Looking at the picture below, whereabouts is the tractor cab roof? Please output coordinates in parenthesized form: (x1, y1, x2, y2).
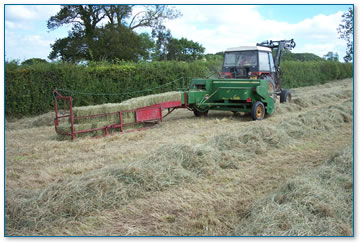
(225, 46, 272, 52)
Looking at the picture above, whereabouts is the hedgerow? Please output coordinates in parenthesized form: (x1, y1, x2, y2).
(5, 60, 352, 117)
(280, 61, 353, 88)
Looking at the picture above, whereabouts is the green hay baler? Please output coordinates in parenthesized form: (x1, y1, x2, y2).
(182, 78, 275, 120)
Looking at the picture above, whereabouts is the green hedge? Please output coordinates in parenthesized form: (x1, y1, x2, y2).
(280, 61, 353, 88)
(5, 60, 353, 117)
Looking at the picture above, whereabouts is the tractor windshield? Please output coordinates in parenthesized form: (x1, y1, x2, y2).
(223, 51, 258, 68)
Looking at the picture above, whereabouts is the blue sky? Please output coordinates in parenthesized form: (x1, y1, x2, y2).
(257, 5, 351, 24)
(4, 4, 353, 62)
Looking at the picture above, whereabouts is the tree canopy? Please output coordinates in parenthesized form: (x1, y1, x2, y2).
(337, 8, 353, 62)
(166, 38, 205, 61)
(151, 26, 205, 61)
(279, 50, 323, 62)
(21, 58, 48, 65)
(47, 5, 180, 63)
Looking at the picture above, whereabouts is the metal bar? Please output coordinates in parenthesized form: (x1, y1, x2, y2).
(163, 108, 176, 119)
(53, 89, 63, 97)
(54, 97, 59, 127)
(184, 91, 188, 108)
(73, 126, 112, 134)
(119, 112, 123, 132)
(199, 88, 219, 105)
(160, 106, 163, 122)
(69, 97, 75, 141)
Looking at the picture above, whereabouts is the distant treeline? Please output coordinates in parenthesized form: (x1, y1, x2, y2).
(5, 59, 352, 117)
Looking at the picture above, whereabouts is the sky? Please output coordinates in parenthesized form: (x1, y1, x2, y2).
(4, 4, 353, 62)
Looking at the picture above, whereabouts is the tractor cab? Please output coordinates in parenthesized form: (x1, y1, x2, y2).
(220, 46, 275, 80)
(220, 39, 296, 93)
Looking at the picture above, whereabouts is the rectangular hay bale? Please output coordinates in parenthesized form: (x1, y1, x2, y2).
(72, 91, 181, 118)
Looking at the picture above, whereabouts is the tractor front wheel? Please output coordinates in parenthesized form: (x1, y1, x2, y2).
(280, 89, 292, 103)
(194, 109, 209, 117)
(251, 101, 265, 120)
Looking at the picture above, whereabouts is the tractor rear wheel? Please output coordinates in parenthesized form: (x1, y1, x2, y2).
(194, 109, 209, 117)
(280, 89, 292, 103)
(251, 101, 265, 120)
(262, 75, 277, 102)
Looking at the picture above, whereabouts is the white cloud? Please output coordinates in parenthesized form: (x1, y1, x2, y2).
(5, 5, 61, 22)
(5, 5, 38, 21)
(24, 35, 53, 48)
(164, 6, 347, 59)
(5, 5, 60, 21)
(5, 5, 61, 33)
(5, 30, 54, 61)
(5, 20, 27, 30)
(5, 5, 69, 61)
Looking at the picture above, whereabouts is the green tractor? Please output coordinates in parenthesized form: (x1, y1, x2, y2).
(182, 39, 295, 120)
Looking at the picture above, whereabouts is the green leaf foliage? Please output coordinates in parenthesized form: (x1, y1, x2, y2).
(337, 8, 353, 62)
(280, 61, 353, 89)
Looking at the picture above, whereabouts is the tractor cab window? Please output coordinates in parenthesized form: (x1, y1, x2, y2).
(258, 51, 271, 71)
(269, 52, 275, 72)
(223, 51, 257, 68)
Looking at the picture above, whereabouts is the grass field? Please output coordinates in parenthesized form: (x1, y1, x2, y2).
(5, 78, 353, 236)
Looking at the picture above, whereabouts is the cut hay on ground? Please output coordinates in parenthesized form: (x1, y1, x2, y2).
(233, 145, 353, 236)
(5, 112, 55, 130)
(5, 144, 217, 234)
(5, 87, 353, 235)
(4, 79, 353, 236)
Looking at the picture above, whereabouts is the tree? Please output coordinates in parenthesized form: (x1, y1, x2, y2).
(280, 50, 323, 62)
(167, 37, 205, 61)
(21, 58, 48, 65)
(204, 52, 224, 61)
(91, 25, 154, 61)
(337, 8, 353, 62)
(102, 5, 132, 28)
(151, 26, 205, 62)
(48, 5, 105, 42)
(47, 5, 180, 62)
(48, 28, 89, 62)
(5, 60, 20, 71)
(127, 5, 180, 30)
(151, 25, 173, 61)
(323, 52, 339, 62)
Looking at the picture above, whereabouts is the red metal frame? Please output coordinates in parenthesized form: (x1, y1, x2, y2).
(53, 90, 183, 140)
